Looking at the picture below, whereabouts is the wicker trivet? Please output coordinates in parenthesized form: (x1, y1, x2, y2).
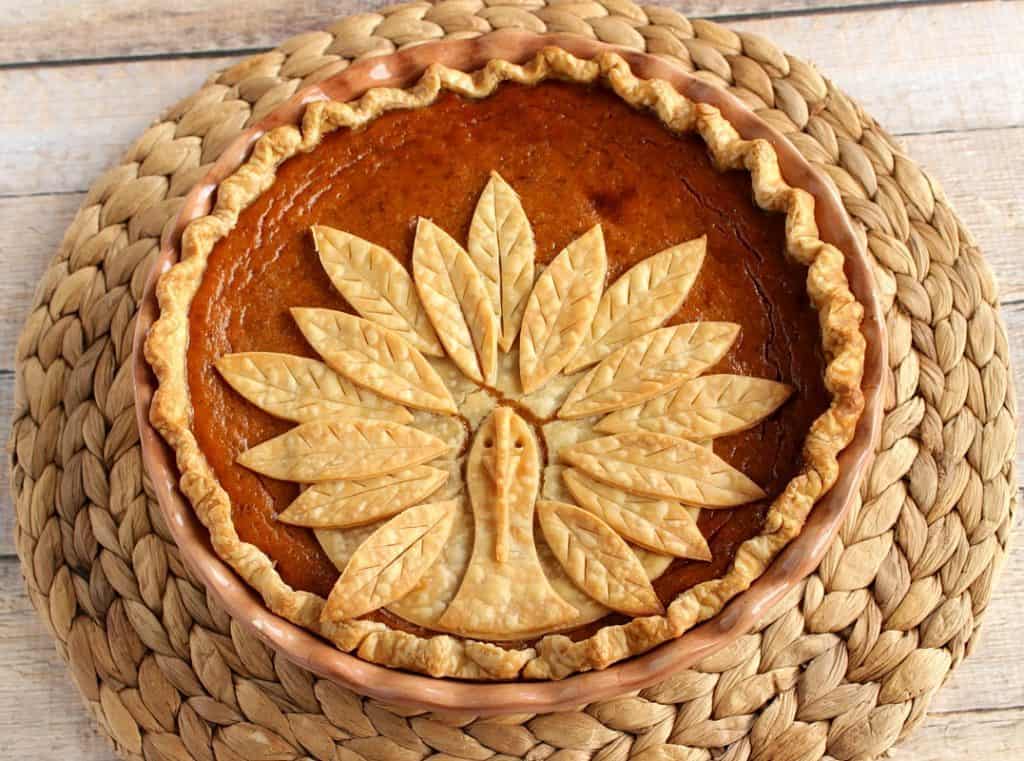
(10, 3, 1017, 760)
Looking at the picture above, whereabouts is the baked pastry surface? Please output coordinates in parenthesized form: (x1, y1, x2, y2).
(147, 48, 866, 679)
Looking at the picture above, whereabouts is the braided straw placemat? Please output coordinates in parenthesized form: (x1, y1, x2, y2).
(10, 3, 1017, 760)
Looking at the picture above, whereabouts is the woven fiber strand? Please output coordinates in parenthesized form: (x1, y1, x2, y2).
(9, 2, 1016, 760)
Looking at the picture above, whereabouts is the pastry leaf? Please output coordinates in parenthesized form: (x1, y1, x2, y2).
(322, 500, 458, 621)
(559, 322, 739, 419)
(597, 374, 793, 438)
(413, 219, 498, 384)
(215, 352, 412, 424)
(312, 225, 443, 356)
(292, 308, 457, 414)
(566, 237, 706, 372)
(519, 225, 607, 393)
(538, 500, 663, 616)
(467, 171, 536, 352)
(562, 469, 711, 559)
(562, 431, 766, 506)
(277, 466, 449, 528)
(237, 418, 447, 482)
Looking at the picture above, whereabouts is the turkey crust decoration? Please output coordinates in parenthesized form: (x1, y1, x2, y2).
(146, 47, 865, 680)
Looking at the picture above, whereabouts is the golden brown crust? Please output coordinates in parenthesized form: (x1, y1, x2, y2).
(146, 47, 866, 680)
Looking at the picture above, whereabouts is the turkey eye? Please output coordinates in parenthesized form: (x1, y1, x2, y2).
(514, 440, 524, 449)
(484, 439, 494, 447)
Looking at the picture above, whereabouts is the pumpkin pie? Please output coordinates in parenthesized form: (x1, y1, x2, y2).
(145, 47, 866, 680)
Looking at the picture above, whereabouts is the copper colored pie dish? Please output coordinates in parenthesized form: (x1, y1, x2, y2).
(133, 31, 885, 710)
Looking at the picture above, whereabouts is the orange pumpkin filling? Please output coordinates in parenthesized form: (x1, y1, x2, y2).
(186, 81, 829, 639)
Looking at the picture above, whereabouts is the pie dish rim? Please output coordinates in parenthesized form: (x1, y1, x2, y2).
(135, 31, 884, 692)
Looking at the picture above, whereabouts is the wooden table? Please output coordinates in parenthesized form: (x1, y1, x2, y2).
(1, 1, 1021, 758)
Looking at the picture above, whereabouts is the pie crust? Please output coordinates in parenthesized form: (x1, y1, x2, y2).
(146, 47, 866, 680)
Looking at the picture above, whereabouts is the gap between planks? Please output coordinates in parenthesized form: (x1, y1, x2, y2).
(2, 2, 1023, 200)
(0, 0, 943, 67)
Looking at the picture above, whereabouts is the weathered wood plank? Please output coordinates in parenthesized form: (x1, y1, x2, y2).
(0, 56, 242, 197)
(0, 0, 923, 66)
(900, 127, 1024, 305)
(0, 192, 85, 364)
(730, 1, 1024, 137)
(0, 558, 114, 760)
(3, 3, 1023, 198)
(890, 707, 1024, 761)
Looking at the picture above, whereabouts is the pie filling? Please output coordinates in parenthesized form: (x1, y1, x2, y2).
(186, 81, 829, 645)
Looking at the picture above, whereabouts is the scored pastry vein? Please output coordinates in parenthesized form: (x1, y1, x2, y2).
(518, 225, 607, 394)
(597, 374, 794, 438)
(214, 352, 413, 424)
(559, 322, 740, 419)
(413, 219, 499, 385)
(312, 225, 444, 356)
(566, 237, 707, 373)
(467, 171, 536, 352)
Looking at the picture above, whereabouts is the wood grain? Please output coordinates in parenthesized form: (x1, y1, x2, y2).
(0, 558, 116, 759)
(730, 1, 1024, 136)
(0, 56, 242, 196)
(0, 0, 923, 65)
(0, 193, 84, 359)
(890, 707, 1024, 761)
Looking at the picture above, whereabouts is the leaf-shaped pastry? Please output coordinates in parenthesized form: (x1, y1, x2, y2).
(237, 419, 447, 482)
(215, 352, 412, 424)
(413, 219, 498, 384)
(597, 374, 793, 439)
(322, 499, 457, 621)
(562, 469, 711, 560)
(538, 500, 663, 616)
(562, 432, 765, 507)
(277, 466, 448, 528)
(312, 225, 443, 356)
(467, 172, 536, 352)
(519, 225, 607, 394)
(559, 322, 740, 419)
(292, 308, 457, 414)
(566, 237, 706, 372)
(440, 408, 578, 638)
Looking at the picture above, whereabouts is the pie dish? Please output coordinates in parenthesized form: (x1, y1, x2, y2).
(145, 45, 867, 681)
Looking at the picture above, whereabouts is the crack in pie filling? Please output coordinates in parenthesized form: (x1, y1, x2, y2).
(146, 48, 866, 680)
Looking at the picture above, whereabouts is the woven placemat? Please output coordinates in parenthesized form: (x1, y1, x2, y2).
(9, 3, 1017, 760)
